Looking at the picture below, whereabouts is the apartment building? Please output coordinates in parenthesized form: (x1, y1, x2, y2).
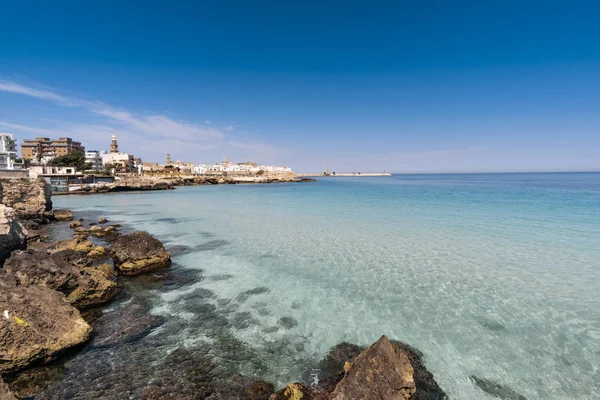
(0, 133, 18, 170)
(20, 137, 85, 161)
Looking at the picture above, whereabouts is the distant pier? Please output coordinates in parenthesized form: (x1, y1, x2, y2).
(298, 172, 392, 177)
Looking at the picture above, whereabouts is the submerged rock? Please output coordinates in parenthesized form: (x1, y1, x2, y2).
(329, 335, 416, 400)
(391, 340, 448, 399)
(109, 231, 171, 275)
(470, 376, 528, 400)
(0, 204, 27, 266)
(209, 375, 275, 400)
(0, 279, 91, 374)
(89, 299, 165, 348)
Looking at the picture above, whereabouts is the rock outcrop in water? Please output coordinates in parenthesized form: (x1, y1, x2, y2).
(0, 179, 52, 222)
(0, 278, 91, 374)
(1, 248, 118, 310)
(270, 336, 447, 400)
(0, 205, 27, 266)
(110, 231, 171, 275)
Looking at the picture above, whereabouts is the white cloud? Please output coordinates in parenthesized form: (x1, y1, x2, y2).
(0, 80, 289, 164)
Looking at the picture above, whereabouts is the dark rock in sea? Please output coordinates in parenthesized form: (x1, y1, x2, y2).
(237, 286, 270, 302)
(391, 340, 448, 399)
(329, 335, 416, 400)
(1, 248, 117, 310)
(232, 311, 259, 330)
(479, 318, 508, 332)
(470, 376, 528, 400)
(0, 278, 91, 374)
(140, 348, 216, 399)
(208, 273, 234, 281)
(195, 239, 230, 251)
(0, 377, 17, 400)
(208, 375, 275, 400)
(167, 243, 193, 256)
(51, 209, 73, 221)
(278, 316, 299, 329)
(318, 342, 364, 383)
(109, 231, 171, 275)
(90, 299, 165, 348)
(3, 363, 64, 399)
(69, 220, 81, 229)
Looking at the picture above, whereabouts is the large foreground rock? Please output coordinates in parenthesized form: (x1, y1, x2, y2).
(330, 335, 416, 400)
(0, 205, 27, 266)
(1, 248, 117, 309)
(0, 179, 52, 222)
(0, 278, 91, 374)
(271, 336, 446, 400)
(110, 231, 171, 275)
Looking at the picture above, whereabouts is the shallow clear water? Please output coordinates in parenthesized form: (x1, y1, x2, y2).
(55, 173, 600, 399)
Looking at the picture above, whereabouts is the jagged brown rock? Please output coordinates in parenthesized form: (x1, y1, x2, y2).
(50, 209, 73, 221)
(329, 335, 416, 400)
(0, 278, 91, 374)
(109, 231, 171, 275)
(0, 204, 27, 266)
(1, 248, 117, 309)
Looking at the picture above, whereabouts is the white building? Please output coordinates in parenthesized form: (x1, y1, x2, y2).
(193, 157, 292, 175)
(102, 152, 135, 173)
(0, 133, 19, 170)
(85, 150, 105, 171)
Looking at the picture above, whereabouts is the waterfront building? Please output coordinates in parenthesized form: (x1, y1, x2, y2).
(85, 150, 104, 171)
(20, 137, 85, 161)
(102, 152, 135, 173)
(0, 133, 19, 170)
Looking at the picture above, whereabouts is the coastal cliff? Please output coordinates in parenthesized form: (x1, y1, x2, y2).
(0, 179, 52, 223)
(0, 205, 27, 266)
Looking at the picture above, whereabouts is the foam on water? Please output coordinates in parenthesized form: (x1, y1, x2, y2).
(54, 173, 600, 399)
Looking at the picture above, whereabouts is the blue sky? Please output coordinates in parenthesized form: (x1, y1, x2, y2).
(1, 1, 599, 172)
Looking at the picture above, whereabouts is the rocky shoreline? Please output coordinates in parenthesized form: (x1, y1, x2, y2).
(0, 178, 523, 399)
(54, 174, 317, 195)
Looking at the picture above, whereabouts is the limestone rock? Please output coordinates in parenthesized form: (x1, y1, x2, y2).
(0, 377, 17, 400)
(109, 231, 171, 275)
(0, 179, 52, 222)
(98, 217, 108, 224)
(330, 335, 416, 400)
(1, 249, 117, 309)
(0, 204, 27, 266)
(0, 278, 91, 374)
(69, 220, 81, 229)
(87, 245, 106, 259)
(51, 209, 73, 221)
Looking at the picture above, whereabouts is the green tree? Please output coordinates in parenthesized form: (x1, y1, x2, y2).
(47, 153, 86, 169)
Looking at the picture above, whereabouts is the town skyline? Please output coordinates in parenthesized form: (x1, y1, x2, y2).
(1, 2, 599, 173)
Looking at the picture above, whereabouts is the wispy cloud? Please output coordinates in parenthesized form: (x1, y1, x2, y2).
(0, 80, 287, 164)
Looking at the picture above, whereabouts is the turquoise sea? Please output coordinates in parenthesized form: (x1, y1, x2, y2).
(53, 173, 600, 399)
